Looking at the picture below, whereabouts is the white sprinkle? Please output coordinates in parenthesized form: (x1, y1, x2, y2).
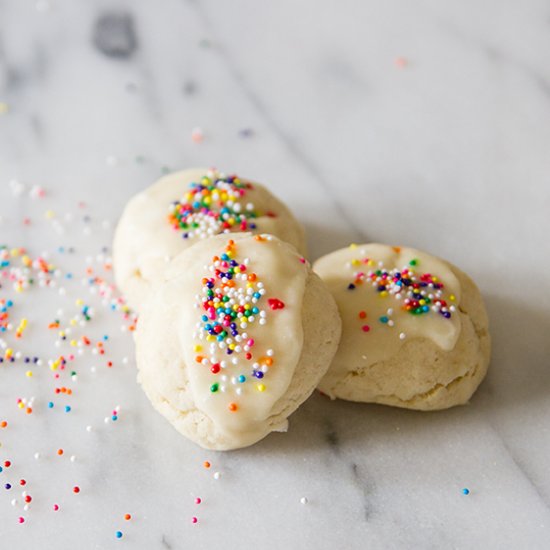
(399, 332, 406, 340)
(300, 497, 308, 504)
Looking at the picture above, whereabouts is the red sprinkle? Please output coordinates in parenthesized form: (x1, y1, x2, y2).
(268, 298, 285, 310)
(361, 325, 370, 333)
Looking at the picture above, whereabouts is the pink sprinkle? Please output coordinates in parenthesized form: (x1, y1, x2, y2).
(394, 56, 408, 68)
(247, 339, 254, 347)
(195, 497, 201, 504)
(361, 325, 371, 333)
(53, 504, 59, 511)
(191, 516, 198, 524)
(18, 517, 25, 524)
(191, 127, 204, 143)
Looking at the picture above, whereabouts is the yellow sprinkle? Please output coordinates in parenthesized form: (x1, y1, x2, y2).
(349, 243, 357, 249)
(10, 248, 20, 257)
(206, 335, 215, 342)
(70, 319, 77, 326)
(193, 345, 202, 352)
(257, 384, 266, 392)
(419, 300, 426, 306)
(25, 371, 33, 378)
(70, 339, 77, 347)
(351, 259, 360, 266)
(75, 299, 83, 306)
(45, 210, 55, 219)
(368, 260, 375, 266)
(379, 291, 388, 298)
(18, 402, 25, 409)
(449, 294, 456, 301)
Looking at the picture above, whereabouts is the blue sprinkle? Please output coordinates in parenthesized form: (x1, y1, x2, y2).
(115, 531, 123, 539)
(48, 402, 54, 408)
(462, 488, 470, 495)
(379, 316, 389, 324)
(65, 406, 71, 413)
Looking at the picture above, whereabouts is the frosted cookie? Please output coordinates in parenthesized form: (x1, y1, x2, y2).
(113, 168, 306, 310)
(314, 244, 490, 410)
(135, 233, 341, 450)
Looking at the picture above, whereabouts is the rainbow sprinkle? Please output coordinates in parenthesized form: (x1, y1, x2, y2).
(194, 239, 281, 403)
(347, 255, 456, 320)
(167, 170, 262, 240)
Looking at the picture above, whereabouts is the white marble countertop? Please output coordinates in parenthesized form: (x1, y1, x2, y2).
(1, 1, 549, 548)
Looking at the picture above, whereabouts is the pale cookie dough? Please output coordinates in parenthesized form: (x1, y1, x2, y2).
(135, 233, 341, 450)
(113, 168, 306, 310)
(314, 244, 490, 410)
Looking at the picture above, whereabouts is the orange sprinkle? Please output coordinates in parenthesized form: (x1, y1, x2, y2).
(392, 246, 402, 253)
(124, 514, 132, 521)
(358, 311, 367, 319)
(195, 355, 204, 363)
(259, 357, 273, 367)
(0, 421, 7, 428)
(247, 273, 257, 282)
(228, 403, 238, 412)
(203, 461, 211, 469)
(57, 449, 64, 456)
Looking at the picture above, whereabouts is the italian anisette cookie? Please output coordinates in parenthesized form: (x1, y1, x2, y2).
(314, 244, 490, 410)
(113, 168, 306, 310)
(135, 233, 341, 450)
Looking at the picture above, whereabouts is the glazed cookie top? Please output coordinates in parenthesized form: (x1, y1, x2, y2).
(162, 233, 309, 439)
(314, 244, 462, 380)
(114, 168, 306, 309)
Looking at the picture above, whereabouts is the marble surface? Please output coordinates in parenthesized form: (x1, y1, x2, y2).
(1, 0, 549, 548)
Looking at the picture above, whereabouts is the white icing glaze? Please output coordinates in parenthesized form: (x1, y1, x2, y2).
(113, 169, 306, 308)
(165, 233, 307, 441)
(314, 244, 461, 383)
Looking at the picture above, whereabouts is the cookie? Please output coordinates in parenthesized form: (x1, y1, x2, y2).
(113, 168, 306, 310)
(135, 233, 341, 450)
(314, 244, 490, 410)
